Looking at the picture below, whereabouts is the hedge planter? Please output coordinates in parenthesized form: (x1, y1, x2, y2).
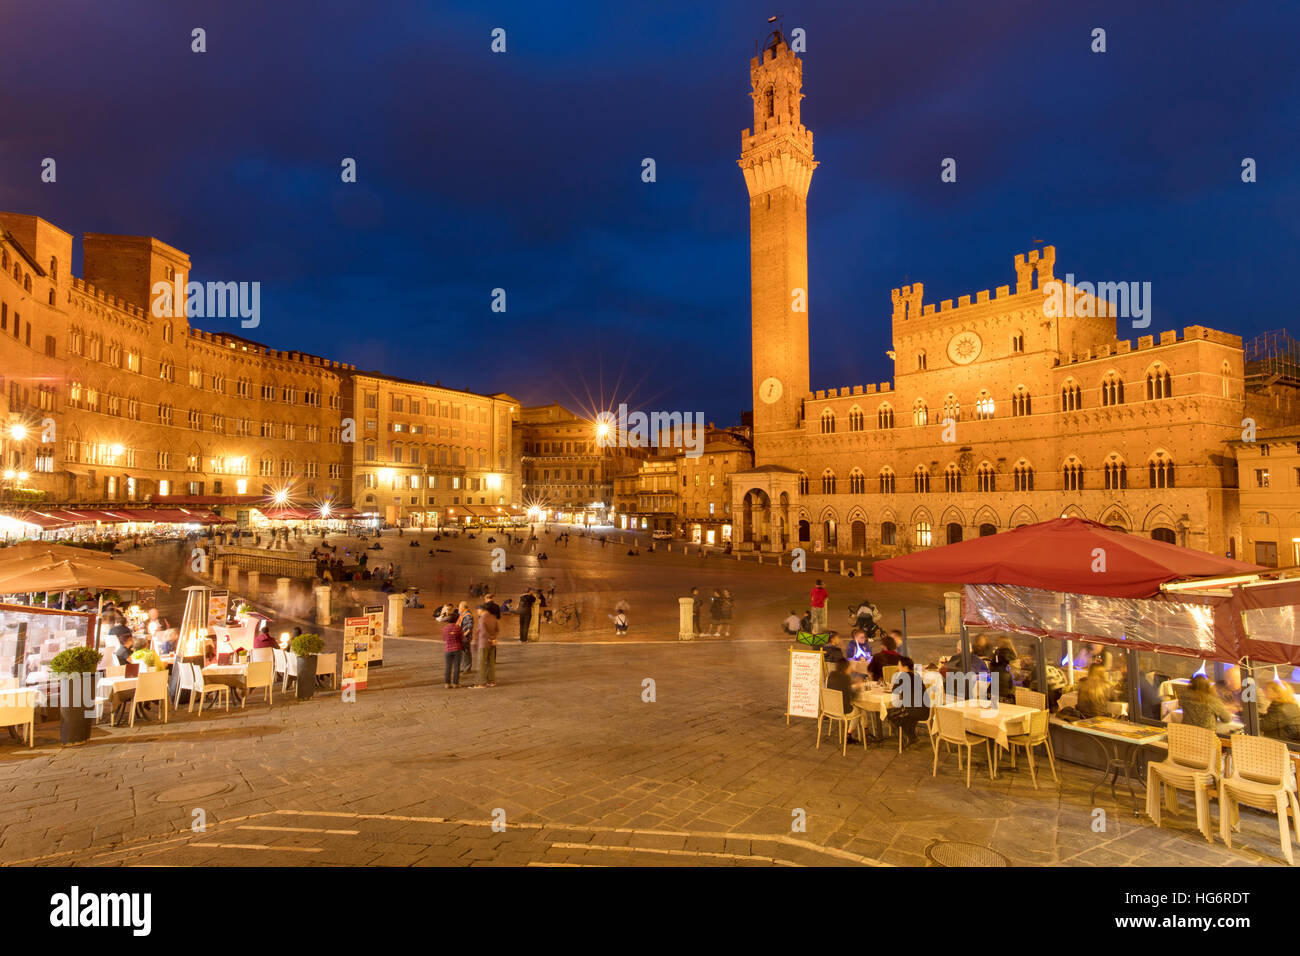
(295, 654, 319, 700)
(50, 647, 102, 746)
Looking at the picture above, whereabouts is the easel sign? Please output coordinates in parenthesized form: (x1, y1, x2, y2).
(342, 615, 372, 690)
(364, 604, 385, 667)
(787, 645, 824, 723)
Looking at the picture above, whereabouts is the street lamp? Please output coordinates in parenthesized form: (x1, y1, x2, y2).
(8, 424, 27, 441)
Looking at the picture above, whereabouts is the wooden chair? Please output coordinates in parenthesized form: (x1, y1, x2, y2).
(105, 665, 126, 679)
(1002, 708, 1059, 789)
(881, 665, 900, 686)
(315, 652, 337, 689)
(932, 707, 994, 788)
(0, 689, 37, 747)
(250, 647, 274, 664)
(243, 661, 273, 707)
(1014, 687, 1046, 711)
(1220, 734, 1300, 864)
(1147, 723, 1221, 842)
(817, 687, 864, 756)
(192, 665, 230, 715)
(128, 670, 169, 728)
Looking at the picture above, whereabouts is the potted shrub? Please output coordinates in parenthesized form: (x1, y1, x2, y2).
(130, 647, 163, 671)
(290, 633, 324, 700)
(49, 646, 102, 745)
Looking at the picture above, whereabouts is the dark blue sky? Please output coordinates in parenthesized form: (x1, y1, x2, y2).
(2, 0, 1297, 424)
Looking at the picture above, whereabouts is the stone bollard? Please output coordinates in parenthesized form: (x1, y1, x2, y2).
(737, 552, 741, 562)
(314, 584, 331, 627)
(758, 554, 763, 565)
(386, 593, 404, 637)
(667, 543, 671, 553)
(839, 559, 845, 576)
(678, 597, 695, 641)
(856, 561, 862, 576)
(778, 554, 782, 567)
(823, 559, 829, 574)
(247, 570, 260, 596)
(228, 563, 241, 589)
(210, 558, 223, 582)
(276, 577, 291, 607)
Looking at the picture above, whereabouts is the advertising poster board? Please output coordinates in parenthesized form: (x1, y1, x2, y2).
(342, 615, 372, 690)
(364, 604, 384, 667)
(208, 590, 229, 627)
(786, 645, 824, 723)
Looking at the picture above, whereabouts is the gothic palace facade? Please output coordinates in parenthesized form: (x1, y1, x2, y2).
(0, 212, 517, 525)
(729, 32, 1299, 558)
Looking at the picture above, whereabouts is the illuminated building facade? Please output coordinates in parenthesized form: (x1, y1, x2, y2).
(343, 372, 518, 527)
(730, 32, 1300, 558)
(0, 213, 351, 513)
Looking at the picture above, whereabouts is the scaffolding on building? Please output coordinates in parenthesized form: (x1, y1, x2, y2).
(1244, 329, 1300, 386)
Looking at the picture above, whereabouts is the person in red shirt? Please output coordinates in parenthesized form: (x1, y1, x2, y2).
(441, 613, 465, 688)
(809, 580, 829, 634)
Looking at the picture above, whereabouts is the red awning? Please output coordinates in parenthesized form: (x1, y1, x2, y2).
(872, 517, 1261, 599)
(6, 511, 72, 530)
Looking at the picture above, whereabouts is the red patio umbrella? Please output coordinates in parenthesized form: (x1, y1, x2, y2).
(871, 517, 1261, 599)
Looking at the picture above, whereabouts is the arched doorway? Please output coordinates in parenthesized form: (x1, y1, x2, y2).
(850, 520, 867, 552)
(1151, 527, 1176, 544)
(880, 521, 897, 546)
(823, 519, 837, 551)
(947, 523, 963, 544)
(1228, 537, 1236, 559)
(798, 519, 811, 543)
(741, 489, 772, 547)
(978, 523, 996, 537)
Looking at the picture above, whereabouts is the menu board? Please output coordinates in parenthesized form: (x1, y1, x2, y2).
(787, 646, 824, 722)
(208, 590, 229, 627)
(342, 615, 372, 690)
(364, 605, 384, 667)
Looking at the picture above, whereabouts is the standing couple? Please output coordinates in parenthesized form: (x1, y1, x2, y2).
(439, 594, 501, 688)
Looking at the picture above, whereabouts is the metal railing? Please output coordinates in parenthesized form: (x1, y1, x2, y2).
(218, 546, 316, 579)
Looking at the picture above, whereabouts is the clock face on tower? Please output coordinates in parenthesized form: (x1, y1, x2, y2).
(759, 376, 783, 404)
(947, 331, 983, 366)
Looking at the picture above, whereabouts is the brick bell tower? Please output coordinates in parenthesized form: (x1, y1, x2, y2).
(740, 26, 816, 448)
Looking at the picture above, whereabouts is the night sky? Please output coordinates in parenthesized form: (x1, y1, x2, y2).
(2, 0, 1297, 425)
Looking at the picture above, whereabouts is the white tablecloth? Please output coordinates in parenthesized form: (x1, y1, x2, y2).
(852, 686, 893, 719)
(203, 664, 248, 678)
(937, 699, 1036, 749)
(97, 676, 137, 698)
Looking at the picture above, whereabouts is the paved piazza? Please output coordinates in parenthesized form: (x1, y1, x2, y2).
(0, 528, 1288, 867)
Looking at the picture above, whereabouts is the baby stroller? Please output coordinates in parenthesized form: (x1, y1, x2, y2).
(847, 599, 883, 640)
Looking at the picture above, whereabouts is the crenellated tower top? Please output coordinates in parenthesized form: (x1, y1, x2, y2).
(738, 32, 816, 201)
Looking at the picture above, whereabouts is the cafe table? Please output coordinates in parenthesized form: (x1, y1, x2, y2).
(1059, 715, 1167, 810)
(936, 698, 1037, 751)
(202, 662, 249, 700)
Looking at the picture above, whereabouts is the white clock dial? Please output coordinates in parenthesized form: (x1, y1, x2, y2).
(759, 376, 783, 404)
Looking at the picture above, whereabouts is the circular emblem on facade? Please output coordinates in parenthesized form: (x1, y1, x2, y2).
(759, 376, 783, 404)
(946, 331, 982, 365)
